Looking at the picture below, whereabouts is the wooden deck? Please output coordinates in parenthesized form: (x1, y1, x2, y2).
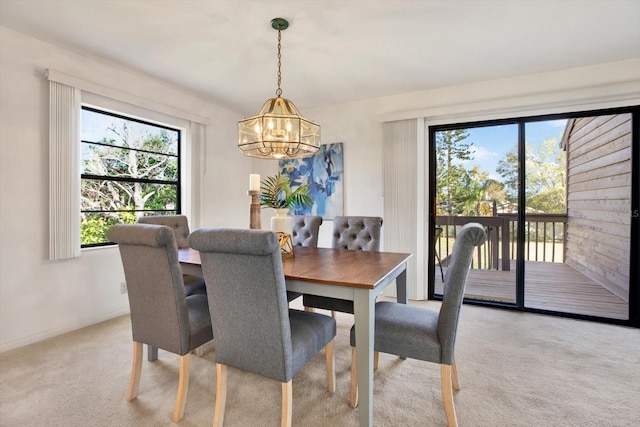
(434, 261, 629, 320)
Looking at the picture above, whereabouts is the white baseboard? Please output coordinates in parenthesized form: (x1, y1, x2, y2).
(0, 309, 130, 353)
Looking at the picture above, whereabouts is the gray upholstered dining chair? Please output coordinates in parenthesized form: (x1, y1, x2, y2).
(107, 224, 214, 423)
(302, 216, 383, 317)
(138, 215, 207, 361)
(138, 215, 206, 297)
(291, 215, 323, 247)
(189, 228, 336, 427)
(287, 215, 323, 303)
(348, 222, 487, 427)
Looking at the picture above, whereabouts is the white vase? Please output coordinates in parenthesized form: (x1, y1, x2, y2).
(271, 208, 293, 236)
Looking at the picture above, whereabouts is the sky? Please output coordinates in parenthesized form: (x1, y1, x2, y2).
(458, 119, 568, 179)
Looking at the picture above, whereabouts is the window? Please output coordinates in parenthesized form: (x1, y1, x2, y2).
(80, 106, 181, 247)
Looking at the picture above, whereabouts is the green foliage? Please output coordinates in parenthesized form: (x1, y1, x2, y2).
(436, 128, 566, 217)
(496, 138, 566, 213)
(435, 129, 474, 215)
(260, 173, 313, 210)
(456, 166, 489, 216)
(525, 138, 566, 213)
(80, 212, 137, 245)
(496, 148, 519, 201)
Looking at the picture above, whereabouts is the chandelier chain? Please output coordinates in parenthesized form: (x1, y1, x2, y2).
(276, 29, 282, 97)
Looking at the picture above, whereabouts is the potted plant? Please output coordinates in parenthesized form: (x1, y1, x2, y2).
(260, 172, 313, 211)
(260, 173, 313, 235)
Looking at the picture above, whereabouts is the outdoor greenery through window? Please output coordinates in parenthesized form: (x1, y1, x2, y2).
(435, 122, 567, 218)
(81, 107, 181, 247)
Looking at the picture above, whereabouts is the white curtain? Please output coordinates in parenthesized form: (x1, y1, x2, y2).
(382, 119, 423, 299)
(188, 122, 207, 229)
(49, 80, 81, 260)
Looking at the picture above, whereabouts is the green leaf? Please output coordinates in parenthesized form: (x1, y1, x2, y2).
(259, 172, 313, 209)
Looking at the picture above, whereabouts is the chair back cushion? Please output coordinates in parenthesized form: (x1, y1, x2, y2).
(332, 216, 383, 251)
(292, 215, 323, 247)
(189, 228, 295, 382)
(138, 215, 191, 248)
(437, 222, 487, 363)
(107, 224, 191, 355)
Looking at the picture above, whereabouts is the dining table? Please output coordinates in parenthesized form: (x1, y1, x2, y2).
(179, 245, 412, 427)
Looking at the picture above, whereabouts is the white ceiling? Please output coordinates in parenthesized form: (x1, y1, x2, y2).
(1, 0, 639, 115)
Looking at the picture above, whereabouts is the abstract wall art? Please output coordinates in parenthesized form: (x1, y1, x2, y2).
(279, 142, 344, 219)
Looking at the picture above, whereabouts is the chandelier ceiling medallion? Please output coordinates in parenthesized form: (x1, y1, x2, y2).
(238, 18, 321, 159)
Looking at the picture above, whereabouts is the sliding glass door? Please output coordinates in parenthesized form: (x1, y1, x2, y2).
(429, 107, 637, 324)
(432, 124, 519, 305)
(523, 115, 632, 320)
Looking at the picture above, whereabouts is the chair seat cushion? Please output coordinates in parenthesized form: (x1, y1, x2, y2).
(302, 294, 354, 314)
(186, 294, 214, 351)
(183, 274, 207, 296)
(350, 301, 441, 364)
(289, 309, 336, 377)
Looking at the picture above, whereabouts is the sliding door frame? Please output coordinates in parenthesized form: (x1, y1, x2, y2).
(428, 105, 639, 328)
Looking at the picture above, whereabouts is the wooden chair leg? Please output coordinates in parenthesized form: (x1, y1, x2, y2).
(127, 341, 143, 401)
(374, 351, 379, 371)
(451, 358, 460, 391)
(441, 364, 458, 427)
(331, 310, 336, 319)
(304, 306, 314, 312)
(172, 354, 190, 422)
(281, 380, 293, 427)
(214, 364, 228, 427)
(193, 346, 203, 357)
(325, 339, 335, 393)
(349, 347, 358, 408)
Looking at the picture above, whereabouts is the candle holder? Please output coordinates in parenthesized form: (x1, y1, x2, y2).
(248, 190, 261, 229)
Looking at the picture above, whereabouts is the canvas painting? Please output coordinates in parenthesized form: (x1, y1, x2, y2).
(279, 143, 344, 219)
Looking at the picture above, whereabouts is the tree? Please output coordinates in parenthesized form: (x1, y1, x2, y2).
(81, 117, 178, 245)
(456, 166, 489, 216)
(435, 129, 473, 215)
(526, 138, 566, 213)
(496, 148, 519, 202)
(495, 138, 566, 213)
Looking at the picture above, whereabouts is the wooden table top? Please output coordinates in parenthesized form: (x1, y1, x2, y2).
(179, 246, 411, 290)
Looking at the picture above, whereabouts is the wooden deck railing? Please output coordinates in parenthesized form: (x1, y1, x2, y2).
(498, 213, 567, 263)
(435, 214, 567, 271)
(436, 216, 510, 271)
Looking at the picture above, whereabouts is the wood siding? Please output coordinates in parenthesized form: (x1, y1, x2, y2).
(564, 114, 632, 301)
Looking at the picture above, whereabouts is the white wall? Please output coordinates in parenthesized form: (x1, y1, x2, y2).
(287, 59, 640, 294)
(0, 26, 250, 352)
(2, 23, 639, 352)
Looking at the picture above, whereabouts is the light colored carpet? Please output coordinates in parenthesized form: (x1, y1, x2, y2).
(1, 299, 639, 426)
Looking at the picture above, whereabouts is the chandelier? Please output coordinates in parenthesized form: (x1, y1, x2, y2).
(238, 18, 320, 159)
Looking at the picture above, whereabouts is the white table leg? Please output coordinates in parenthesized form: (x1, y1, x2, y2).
(353, 288, 375, 427)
